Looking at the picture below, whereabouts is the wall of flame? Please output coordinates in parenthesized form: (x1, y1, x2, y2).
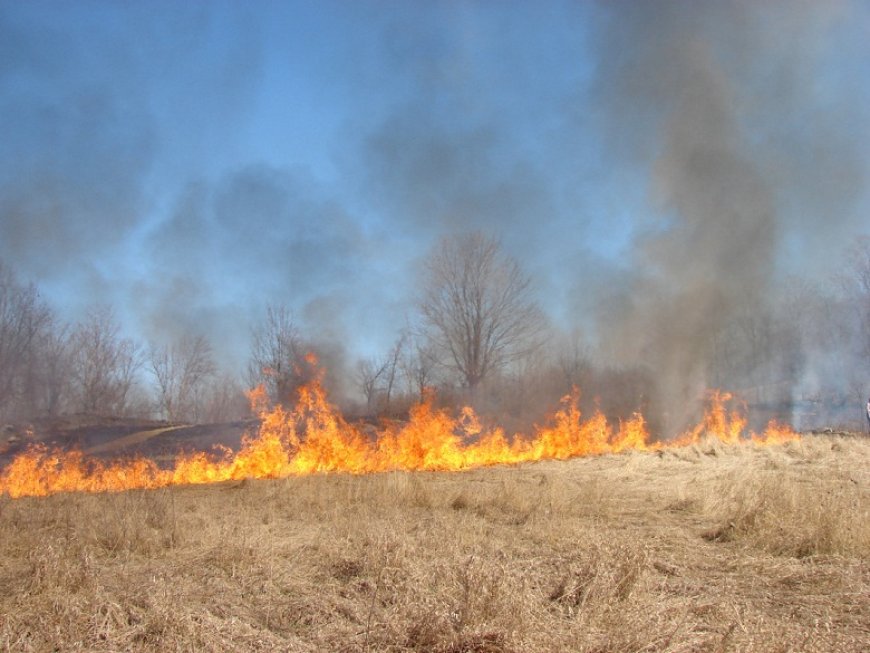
(0, 378, 798, 499)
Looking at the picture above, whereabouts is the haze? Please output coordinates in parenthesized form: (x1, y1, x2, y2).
(2, 1, 868, 432)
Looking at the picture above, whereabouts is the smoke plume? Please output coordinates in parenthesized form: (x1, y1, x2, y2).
(0, 1, 867, 429)
(587, 1, 869, 432)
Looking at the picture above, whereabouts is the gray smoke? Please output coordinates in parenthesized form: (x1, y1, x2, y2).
(583, 1, 870, 433)
(0, 1, 867, 427)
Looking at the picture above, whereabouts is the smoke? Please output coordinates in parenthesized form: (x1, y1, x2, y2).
(0, 1, 868, 427)
(586, 1, 870, 432)
(139, 165, 376, 378)
(0, 2, 263, 319)
(0, 10, 153, 285)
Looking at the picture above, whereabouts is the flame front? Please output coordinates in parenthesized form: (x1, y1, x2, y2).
(0, 373, 800, 499)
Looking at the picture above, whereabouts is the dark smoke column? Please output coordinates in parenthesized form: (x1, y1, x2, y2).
(594, 6, 779, 436)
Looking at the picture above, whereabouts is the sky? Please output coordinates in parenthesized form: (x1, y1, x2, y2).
(1, 0, 869, 382)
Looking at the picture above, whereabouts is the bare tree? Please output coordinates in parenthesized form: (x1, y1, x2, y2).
(354, 333, 408, 414)
(356, 357, 387, 412)
(845, 235, 870, 295)
(840, 236, 870, 424)
(401, 337, 439, 401)
(69, 307, 142, 415)
(200, 373, 249, 423)
(0, 261, 53, 421)
(556, 329, 592, 391)
(149, 334, 216, 422)
(419, 232, 546, 392)
(247, 304, 311, 405)
(25, 317, 73, 418)
(843, 235, 870, 361)
(381, 332, 407, 410)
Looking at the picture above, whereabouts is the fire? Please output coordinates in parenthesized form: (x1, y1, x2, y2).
(0, 367, 801, 499)
(670, 390, 746, 447)
(751, 420, 799, 446)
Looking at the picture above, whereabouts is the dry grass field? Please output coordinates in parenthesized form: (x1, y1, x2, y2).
(1, 435, 868, 652)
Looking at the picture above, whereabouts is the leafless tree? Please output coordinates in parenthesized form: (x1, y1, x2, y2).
(400, 336, 439, 401)
(149, 334, 216, 422)
(69, 307, 142, 415)
(247, 304, 311, 405)
(355, 333, 410, 414)
(843, 236, 870, 360)
(381, 332, 407, 410)
(0, 261, 53, 421)
(200, 373, 249, 423)
(839, 236, 870, 423)
(556, 329, 593, 391)
(419, 232, 546, 393)
(845, 235, 870, 295)
(356, 357, 387, 412)
(25, 317, 74, 418)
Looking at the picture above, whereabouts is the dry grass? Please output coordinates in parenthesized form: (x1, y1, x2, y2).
(1, 435, 868, 652)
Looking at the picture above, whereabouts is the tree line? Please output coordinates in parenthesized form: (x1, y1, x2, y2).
(0, 262, 244, 425)
(356, 232, 870, 432)
(1, 232, 868, 431)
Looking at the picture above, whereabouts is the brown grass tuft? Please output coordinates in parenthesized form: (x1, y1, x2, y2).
(701, 472, 869, 557)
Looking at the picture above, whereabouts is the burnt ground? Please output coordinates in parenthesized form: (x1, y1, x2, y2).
(0, 417, 258, 469)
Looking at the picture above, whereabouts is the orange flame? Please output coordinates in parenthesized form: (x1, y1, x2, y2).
(0, 368, 800, 499)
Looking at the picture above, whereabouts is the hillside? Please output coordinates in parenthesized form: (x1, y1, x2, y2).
(1, 435, 868, 652)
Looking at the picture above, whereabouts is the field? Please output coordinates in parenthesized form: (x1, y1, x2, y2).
(1, 436, 868, 652)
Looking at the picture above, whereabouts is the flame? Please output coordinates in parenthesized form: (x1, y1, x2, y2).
(751, 419, 799, 446)
(670, 390, 745, 447)
(0, 365, 801, 499)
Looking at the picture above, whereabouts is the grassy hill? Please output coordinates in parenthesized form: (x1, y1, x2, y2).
(1, 435, 868, 652)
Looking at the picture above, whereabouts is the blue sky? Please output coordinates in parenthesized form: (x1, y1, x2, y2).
(1, 1, 868, 374)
